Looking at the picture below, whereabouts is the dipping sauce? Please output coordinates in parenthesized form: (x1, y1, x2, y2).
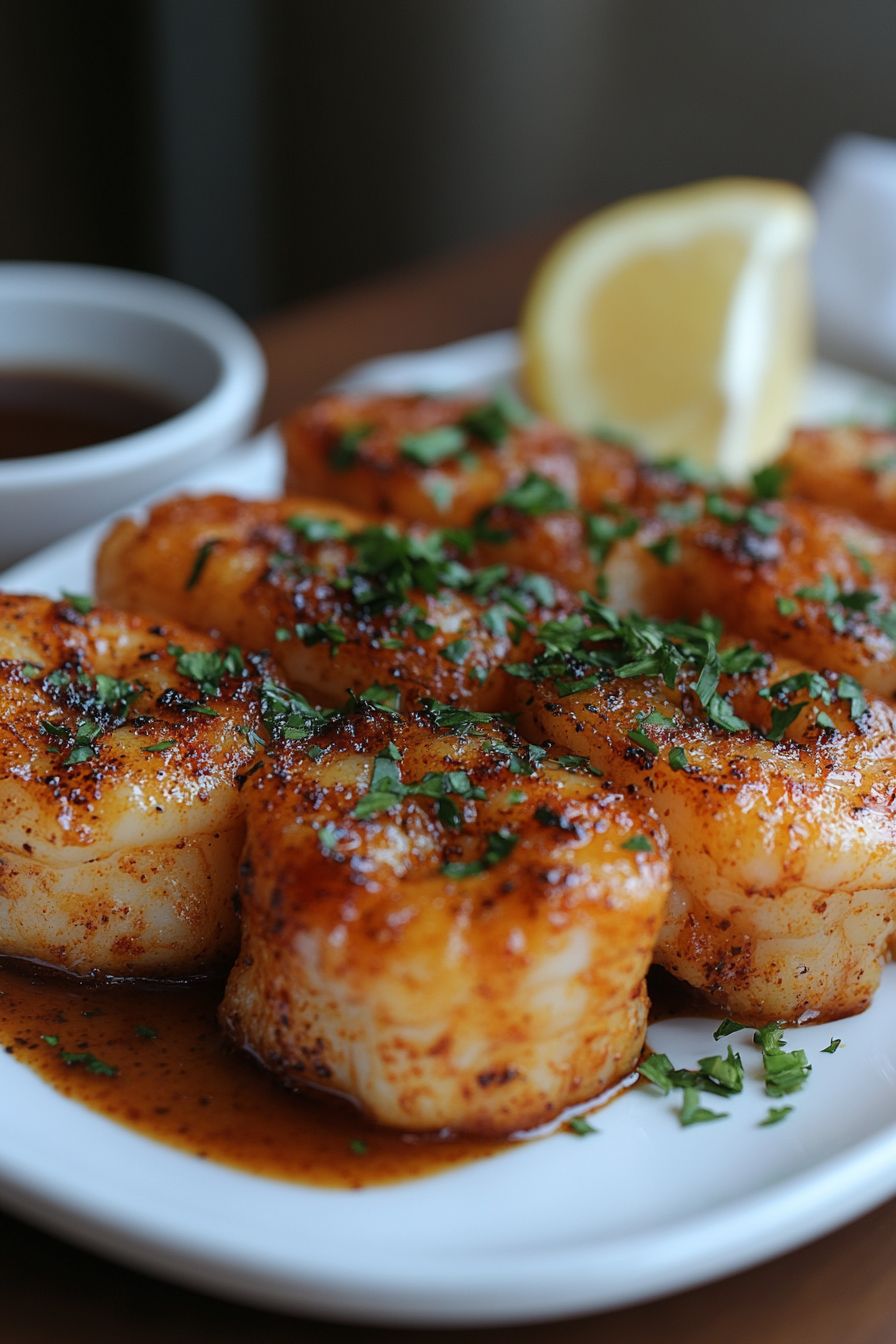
(0, 962, 502, 1189)
(0, 372, 183, 460)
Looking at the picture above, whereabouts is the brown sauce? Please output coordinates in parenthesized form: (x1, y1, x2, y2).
(0, 962, 502, 1189)
(0, 372, 183, 460)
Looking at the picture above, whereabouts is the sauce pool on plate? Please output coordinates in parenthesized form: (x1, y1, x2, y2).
(0, 371, 183, 460)
(0, 962, 502, 1188)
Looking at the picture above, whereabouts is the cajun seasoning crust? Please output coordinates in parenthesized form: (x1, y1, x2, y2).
(635, 496, 896, 698)
(0, 593, 272, 977)
(95, 493, 578, 712)
(221, 707, 669, 1136)
(781, 425, 896, 533)
(513, 643, 896, 1025)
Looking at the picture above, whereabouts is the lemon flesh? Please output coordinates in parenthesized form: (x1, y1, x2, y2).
(522, 179, 816, 478)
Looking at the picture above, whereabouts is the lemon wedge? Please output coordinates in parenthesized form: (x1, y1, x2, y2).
(521, 178, 816, 478)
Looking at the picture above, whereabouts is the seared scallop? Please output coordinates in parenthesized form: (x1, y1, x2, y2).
(0, 593, 269, 976)
(281, 393, 640, 593)
(780, 425, 896, 532)
(638, 494, 896, 698)
(510, 600, 896, 1024)
(96, 493, 574, 712)
(221, 700, 670, 1135)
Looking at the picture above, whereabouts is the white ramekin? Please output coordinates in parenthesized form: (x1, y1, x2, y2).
(0, 263, 266, 568)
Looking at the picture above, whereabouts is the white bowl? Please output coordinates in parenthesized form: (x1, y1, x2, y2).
(0, 263, 266, 568)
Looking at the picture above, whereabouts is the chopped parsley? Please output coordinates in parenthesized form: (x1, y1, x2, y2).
(349, 1138, 369, 1156)
(287, 515, 351, 543)
(754, 1023, 812, 1097)
(62, 719, 102, 766)
(259, 680, 338, 741)
(185, 539, 219, 590)
(400, 426, 468, 467)
(439, 637, 472, 666)
(792, 572, 896, 642)
(59, 1050, 118, 1076)
(567, 1116, 599, 1137)
(706, 494, 780, 535)
(495, 472, 571, 516)
(751, 462, 790, 500)
(351, 747, 486, 826)
(293, 621, 347, 655)
(680, 1088, 728, 1126)
(759, 1106, 794, 1126)
(586, 513, 638, 567)
(668, 746, 689, 771)
(168, 644, 243, 697)
(330, 423, 372, 471)
(646, 535, 681, 566)
(621, 834, 652, 852)
(821, 1038, 841, 1054)
(142, 740, 175, 753)
(555, 753, 602, 776)
(627, 728, 660, 755)
(135, 1025, 158, 1040)
(61, 591, 95, 614)
(713, 1019, 749, 1040)
(776, 596, 798, 616)
(441, 828, 518, 878)
(40, 1034, 59, 1047)
(461, 392, 532, 444)
(318, 822, 339, 852)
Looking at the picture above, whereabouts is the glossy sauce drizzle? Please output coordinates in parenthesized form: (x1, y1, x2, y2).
(0, 962, 502, 1188)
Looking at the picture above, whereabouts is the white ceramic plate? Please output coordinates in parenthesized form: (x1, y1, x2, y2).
(2, 338, 896, 1327)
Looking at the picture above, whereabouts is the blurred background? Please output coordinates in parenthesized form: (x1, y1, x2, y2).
(3, 0, 896, 320)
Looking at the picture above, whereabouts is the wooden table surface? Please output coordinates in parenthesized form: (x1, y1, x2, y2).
(4, 228, 896, 1343)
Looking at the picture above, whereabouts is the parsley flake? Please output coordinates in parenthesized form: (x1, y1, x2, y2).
(567, 1116, 599, 1137)
(441, 828, 518, 879)
(186, 539, 219, 590)
(330, 424, 372, 471)
(439, 637, 472, 666)
(759, 1105, 793, 1126)
(621, 834, 652, 852)
(318, 822, 339, 852)
(400, 426, 467, 467)
(59, 1050, 118, 1077)
(680, 1087, 728, 1126)
(821, 1038, 841, 1054)
(668, 745, 689, 771)
(61, 591, 95, 614)
(135, 1025, 158, 1040)
(496, 472, 571, 516)
(143, 740, 175, 753)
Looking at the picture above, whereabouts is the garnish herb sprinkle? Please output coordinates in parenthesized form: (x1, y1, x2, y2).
(751, 463, 790, 500)
(621, 835, 652, 852)
(61, 591, 95, 614)
(349, 1138, 369, 1156)
(441, 828, 518, 879)
(821, 1038, 841, 1054)
(759, 1106, 793, 1126)
(186, 539, 219, 590)
(495, 471, 572, 516)
(330, 423, 372, 471)
(400, 425, 468, 467)
(713, 1019, 749, 1040)
(318, 822, 339, 852)
(135, 1025, 158, 1039)
(668, 746, 689, 771)
(59, 1050, 118, 1076)
(680, 1088, 728, 1126)
(143, 740, 175, 753)
(567, 1116, 599, 1137)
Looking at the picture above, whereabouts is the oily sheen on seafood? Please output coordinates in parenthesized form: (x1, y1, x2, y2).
(221, 702, 670, 1135)
(0, 593, 269, 976)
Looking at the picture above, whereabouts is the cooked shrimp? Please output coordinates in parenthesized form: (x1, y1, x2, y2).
(220, 700, 670, 1135)
(96, 494, 574, 713)
(780, 425, 896, 533)
(637, 495, 896, 698)
(0, 593, 270, 977)
(509, 603, 896, 1024)
(281, 393, 639, 593)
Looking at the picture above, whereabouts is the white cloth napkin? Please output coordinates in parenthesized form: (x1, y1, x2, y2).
(813, 134, 896, 379)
